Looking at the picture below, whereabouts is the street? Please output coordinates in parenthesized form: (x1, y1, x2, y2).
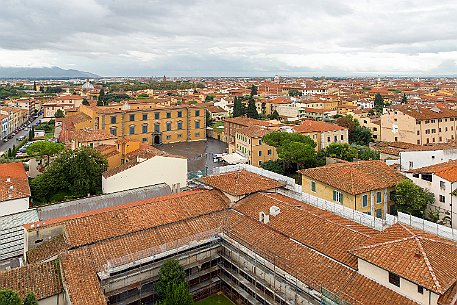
(0, 115, 43, 157)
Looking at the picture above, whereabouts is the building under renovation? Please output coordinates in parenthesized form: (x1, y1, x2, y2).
(1, 169, 456, 305)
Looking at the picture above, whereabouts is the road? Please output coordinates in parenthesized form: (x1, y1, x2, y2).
(0, 115, 43, 157)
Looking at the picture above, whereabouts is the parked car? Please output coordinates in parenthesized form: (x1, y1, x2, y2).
(17, 135, 26, 141)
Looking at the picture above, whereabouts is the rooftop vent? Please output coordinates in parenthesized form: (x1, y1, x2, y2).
(6, 177, 10, 183)
(259, 211, 270, 224)
(270, 205, 281, 216)
(431, 107, 441, 113)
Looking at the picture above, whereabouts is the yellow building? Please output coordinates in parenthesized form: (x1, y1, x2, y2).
(78, 101, 206, 145)
(233, 126, 278, 167)
(299, 161, 405, 218)
(292, 119, 348, 151)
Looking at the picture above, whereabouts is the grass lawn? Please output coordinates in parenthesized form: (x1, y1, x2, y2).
(195, 293, 235, 305)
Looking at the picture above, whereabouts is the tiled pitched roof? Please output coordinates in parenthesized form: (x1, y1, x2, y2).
(201, 170, 284, 196)
(390, 104, 457, 120)
(351, 223, 457, 294)
(236, 125, 273, 138)
(411, 159, 457, 182)
(293, 119, 347, 133)
(0, 260, 62, 300)
(224, 116, 276, 127)
(69, 128, 117, 143)
(298, 161, 405, 195)
(27, 234, 71, 264)
(0, 162, 31, 202)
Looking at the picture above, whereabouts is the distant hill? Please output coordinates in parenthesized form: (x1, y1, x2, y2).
(0, 66, 100, 79)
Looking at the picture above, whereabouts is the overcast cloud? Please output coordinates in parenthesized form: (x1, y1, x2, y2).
(1, 0, 457, 76)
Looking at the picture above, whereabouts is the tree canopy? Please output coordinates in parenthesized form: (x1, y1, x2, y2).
(0, 289, 21, 305)
(335, 115, 373, 146)
(374, 93, 385, 113)
(30, 146, 108, 205)
(26, 141, 65, 165)
(97, 88, 105, 106)
(246, 98, 259, 119)
(54, 109, 65, 118)
(156, 259, 193, 305)
(395, 179, 434, 218)
(319, 143, 358, 161)
(23, 293, 38, 305)
(250, 84, 258, 96)
(232, 97, 245, 117)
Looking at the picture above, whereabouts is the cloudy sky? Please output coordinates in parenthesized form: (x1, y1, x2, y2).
(1, 0, 457, 77)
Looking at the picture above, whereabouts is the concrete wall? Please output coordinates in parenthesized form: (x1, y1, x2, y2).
(400, 149, 457, 171)
(358, 258, 439, 305)
(39, 293, 66, 305)
(0, 197, 29, 217)
(102, 156, 187, 194)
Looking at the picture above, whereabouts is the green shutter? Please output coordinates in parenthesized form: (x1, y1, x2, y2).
(333, 190, 336, 201)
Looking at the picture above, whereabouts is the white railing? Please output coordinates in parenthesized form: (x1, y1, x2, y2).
(397, 212, 457, 242)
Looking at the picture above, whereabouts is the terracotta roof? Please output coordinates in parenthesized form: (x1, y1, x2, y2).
(0, 162, 31, 202)
(68, 128, 117, 143)
(27, 234, 71, 264)
(390, 104, 457, 120)
(298, 161, 405, 195)
(267, 97, 291, 104)
(293, 119, 347, 133)
(201, 170, 284, 196)
(0, 260, 62, 300)
(411, 160, 457, 182)
(224, 116, 277, 127)
(351, 223, 457, 294)
(236, 125, 274, 138)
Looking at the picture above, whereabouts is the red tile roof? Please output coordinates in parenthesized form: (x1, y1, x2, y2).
(293, 119, 347, 133)
(351, 223, 457, 294)
(201, 170, 284, 196)
(0, 162, 31, 202)
(411, 159, 457, 182)
(298, 161, 405, 195)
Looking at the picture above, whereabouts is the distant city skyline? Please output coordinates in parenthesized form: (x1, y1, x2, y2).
(1, 0, 457, 77)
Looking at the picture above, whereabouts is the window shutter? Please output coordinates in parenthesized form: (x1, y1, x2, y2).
(333, 190, 336, 201)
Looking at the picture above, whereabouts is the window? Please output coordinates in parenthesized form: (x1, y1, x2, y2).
(195, 120, 200, 129)
(166, 122, 172, 131)
(129, 125, 135, 135)
(110, 126, 117, 136)
(440, 181, 445, 190)
(177, 134, 182, 138)
(439, 195, 445, 203)
(376, 209, 382, 218)
(362, 194, 368, 207)
(154, 112, 160, 119)
(417, 130, 420, 135)
(154, 123, 160, 132)
(142, 124, 148, 133)
(341, 134, 344, 140)
(333, 190, 343, 204)
(376, 191, 382, 203)
(166, 135, 171, 140)
(142, 138, 148, 143)
(409, 161, 414, 169)
(418, 286, 424, 294)
(334, 135, 337, 142)
(166, 112, 171, 119)
(195, 132, 200, 137)
(311, 181, 316, 192)
(327, 136, 331, 142)
(110, 116, 116, 124)
(267, 149, 272, 155)
(142, 114, 147, 120)
(259, 139, 262, 145)
(177, 111, 182, 118)
(195, 110, 200, 116)
(258, 151, 262, 156)
(177, 121, 183, 130)
(389, 272, 400, 287)
(129, 114, 135, 121)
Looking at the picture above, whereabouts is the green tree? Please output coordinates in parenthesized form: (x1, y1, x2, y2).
(288, 89, 302, 97)
(320, 143, 358, 161)
(156, 259, 192, 304)
(160, 282, 193, 305)
(250, 84, 258, 96)
(401, 93, 407, 104)
(22, 292, 38, 305)
(351, 126, 373, 146)
(263, 132, 319, 170)
(97, 88, 105, 106)
(33, 81, 37, 91)
(12, 145, 16, 156)
(268, 110, 280, 120)
(352, 144, 380, 160)
(204, 95, 214, 101)
(82, 98, 90, 106)
(374, 93, 385, 113)
(54, 109, 65, 118)
(261, 160, 285, 175)
(0, 289, 21, 305)
(28, 126, 35, 141)
(7, 148, 12, 158)
(246, 98, 259, 119)
(205, 110, 213, 127)
(395, 179, 434, 218)
(232, 97, 245, 117)
(26, 141, 65, 165)
(30, 146, 108, 204)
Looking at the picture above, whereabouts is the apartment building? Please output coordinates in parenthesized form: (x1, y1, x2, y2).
(78, 102, 206, 145)
(299, 160, 405, 217)
(43, 95, 84, 118)
(0, 114, 7, 141)
(255, 97, 291, 116)
(223, 116, 279, 144)
(0, 162, 31, 217)
(381, 104, 457, 144)
(7, 169, 456, 305)
(350, 110, 381, 141)
(0, 107, 27, 135)
(232, 126, 278, 167)
(292, 119, 348, 151)
(406, 160, 457, 228)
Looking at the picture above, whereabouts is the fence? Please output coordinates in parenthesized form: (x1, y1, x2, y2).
(397, 212, 457, 242)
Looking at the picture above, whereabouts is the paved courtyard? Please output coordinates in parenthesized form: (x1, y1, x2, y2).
(159, 138, 228, 178)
